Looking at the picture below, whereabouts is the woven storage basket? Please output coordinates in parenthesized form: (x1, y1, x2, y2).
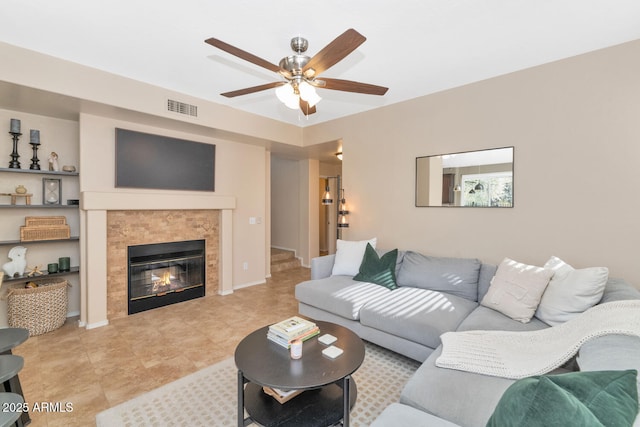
(7, 278, 68, 336)
(25, 216, 67, 227)
(20, 225, 70, 241)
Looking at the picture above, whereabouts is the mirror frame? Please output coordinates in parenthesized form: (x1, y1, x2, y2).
(415, 146, 514, 208)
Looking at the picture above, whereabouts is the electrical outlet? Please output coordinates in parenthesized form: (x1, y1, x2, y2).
(243, 262, 249, 271)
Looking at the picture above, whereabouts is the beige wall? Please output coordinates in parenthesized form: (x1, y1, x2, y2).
(79, 113, 268, 288)
(271, 156, 301, 252)
(305, 39, 640, 288)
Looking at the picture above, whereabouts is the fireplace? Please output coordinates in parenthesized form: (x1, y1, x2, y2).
(128, 239, 205, 314)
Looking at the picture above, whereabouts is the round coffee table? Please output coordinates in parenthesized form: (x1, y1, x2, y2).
(235, 320, 365, 427)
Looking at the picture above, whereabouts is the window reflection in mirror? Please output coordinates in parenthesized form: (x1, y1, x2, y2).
(416, 147, 513, 207)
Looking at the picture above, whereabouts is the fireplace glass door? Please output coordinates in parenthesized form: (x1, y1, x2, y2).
(128, 240, 205, 314)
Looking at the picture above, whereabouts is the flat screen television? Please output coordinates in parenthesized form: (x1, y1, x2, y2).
(115, 128, 215, 191)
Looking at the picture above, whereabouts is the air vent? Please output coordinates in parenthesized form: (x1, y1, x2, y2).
(167, 99, 198, 117)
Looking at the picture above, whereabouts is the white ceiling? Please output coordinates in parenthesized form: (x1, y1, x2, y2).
(2, 1, 640, 128)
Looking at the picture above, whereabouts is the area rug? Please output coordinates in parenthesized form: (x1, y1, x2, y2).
(96, 341, 420, 426)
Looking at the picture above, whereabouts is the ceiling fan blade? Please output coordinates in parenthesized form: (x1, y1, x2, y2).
(299, 99, 317, 116)
(221, 81, 285, 98)
(319, 78, 388, 95)
(205, 37, 281, 74)
(302, 29, 366, 77)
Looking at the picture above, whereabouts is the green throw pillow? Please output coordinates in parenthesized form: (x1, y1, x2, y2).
(353, 243, 398, 290)
(487, 370, 638, 427)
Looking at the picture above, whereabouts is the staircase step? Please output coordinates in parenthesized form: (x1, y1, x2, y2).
(270, 248, 301, 272)
(271, 248, 295, 262)
(271, 258, 302, 273)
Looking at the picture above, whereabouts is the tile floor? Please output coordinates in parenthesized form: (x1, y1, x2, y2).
(13, 266, 310, 427)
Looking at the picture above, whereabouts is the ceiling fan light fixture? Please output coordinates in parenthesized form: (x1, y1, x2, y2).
(299, 81, 321, 107)
(275, 83, 299, 109)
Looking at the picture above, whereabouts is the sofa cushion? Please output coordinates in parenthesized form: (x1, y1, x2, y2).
(353, 244, 398, 290)
(481, 258, 554, 323)
(487, 370, 639, 427)
(396, 251, 481, 301)
(400, 345, 516, 427)
(457, 305, 550, 332)
(599, 278, 640, 303)
(359, 287, 477, 349)
(295, 276, 391, 320)
(577, 334, 640, 417)
(478, 263, 498, 302)
(535, 256, 608, 326)
(371, 403, 460, 427)
(331, 238, 377, 276)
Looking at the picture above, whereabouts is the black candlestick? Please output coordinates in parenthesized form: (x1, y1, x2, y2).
(8, 131, 21, 169)
(29, 142, 41, 170)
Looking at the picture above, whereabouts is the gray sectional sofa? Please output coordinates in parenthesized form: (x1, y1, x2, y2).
(295, 249, 640, 426)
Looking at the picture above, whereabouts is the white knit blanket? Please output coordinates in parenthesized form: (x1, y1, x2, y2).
(436, 300, 640, 379)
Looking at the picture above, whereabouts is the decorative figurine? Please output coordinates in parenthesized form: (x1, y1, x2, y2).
(2, 246, 28, 278)
(26, 265, 44, 277)
(48, 151, 60, 171)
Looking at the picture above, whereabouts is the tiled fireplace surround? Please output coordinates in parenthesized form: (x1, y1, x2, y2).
(81, 191, 235, 329)
(106, 210, 218, 319)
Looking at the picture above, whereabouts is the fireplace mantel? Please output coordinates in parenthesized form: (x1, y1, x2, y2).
(80, 191, 236, 329)
(82, 191, 235, 211)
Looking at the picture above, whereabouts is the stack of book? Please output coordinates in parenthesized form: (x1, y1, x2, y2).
(267, 316, 319, 348)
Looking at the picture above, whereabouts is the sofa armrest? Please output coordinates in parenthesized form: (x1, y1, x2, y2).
(311, 254, 335, 280)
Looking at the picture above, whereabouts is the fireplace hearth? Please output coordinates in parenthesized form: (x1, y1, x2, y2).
(128, 239, 205, 314)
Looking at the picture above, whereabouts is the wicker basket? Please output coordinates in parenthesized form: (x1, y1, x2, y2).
(7, 278, 69, 336)
(19, 216, 70, 242)
(25, 216, 67, 227)
(20, 225, 70, 241)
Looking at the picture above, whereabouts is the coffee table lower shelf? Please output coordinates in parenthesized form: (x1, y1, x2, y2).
(242, 379, 357, 427)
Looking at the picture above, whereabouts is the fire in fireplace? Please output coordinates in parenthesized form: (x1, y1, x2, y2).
(128, 240, 205, 314)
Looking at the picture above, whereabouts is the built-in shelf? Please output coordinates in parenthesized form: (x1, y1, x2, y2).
(0, 204, 79, 209)
(2, 266, 79, 284)
(0, 167, 78, 176)
(0, 237, 79, 246)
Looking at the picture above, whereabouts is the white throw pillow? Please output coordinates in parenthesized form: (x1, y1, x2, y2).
(331, 238, 377, 276)
(535, 256, 608, 326)
(481, 258, 554, 323)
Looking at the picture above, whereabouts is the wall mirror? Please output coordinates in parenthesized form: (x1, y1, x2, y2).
(416, 146, 514, 207)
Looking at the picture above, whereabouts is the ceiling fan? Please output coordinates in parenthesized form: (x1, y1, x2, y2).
(204, 29, 388, 116)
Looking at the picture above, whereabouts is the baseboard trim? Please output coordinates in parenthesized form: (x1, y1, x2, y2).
(86, 319, 109, 330)
(234, 279, 266, 290)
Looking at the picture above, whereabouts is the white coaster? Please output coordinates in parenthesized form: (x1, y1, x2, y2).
(322, 345, 343, 359)
(318, 334, 337, 345)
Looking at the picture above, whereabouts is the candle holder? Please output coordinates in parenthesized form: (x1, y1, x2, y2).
(29, 142, 41, 170)
(8, 131, 21, 169)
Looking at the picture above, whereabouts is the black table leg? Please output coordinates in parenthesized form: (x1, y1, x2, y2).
(343, 375, 351, 427)
(237, 370, 244, 427)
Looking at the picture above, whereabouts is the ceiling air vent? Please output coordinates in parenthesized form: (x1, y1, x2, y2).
(167, 99, 198, 117)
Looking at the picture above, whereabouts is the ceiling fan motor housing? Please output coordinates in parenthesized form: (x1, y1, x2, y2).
(279, 55, 310, 76)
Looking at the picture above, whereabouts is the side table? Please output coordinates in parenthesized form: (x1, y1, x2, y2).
(235, 320, 365, 427)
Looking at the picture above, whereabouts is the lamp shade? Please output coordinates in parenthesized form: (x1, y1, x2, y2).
(298, 81, 321, 107)
(322, 186, 333, 205)
(275, 84, 299, 109)
(337, 213, 349, 228)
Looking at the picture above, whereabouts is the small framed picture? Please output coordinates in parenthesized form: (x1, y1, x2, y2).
(42, 178, 62, 205)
